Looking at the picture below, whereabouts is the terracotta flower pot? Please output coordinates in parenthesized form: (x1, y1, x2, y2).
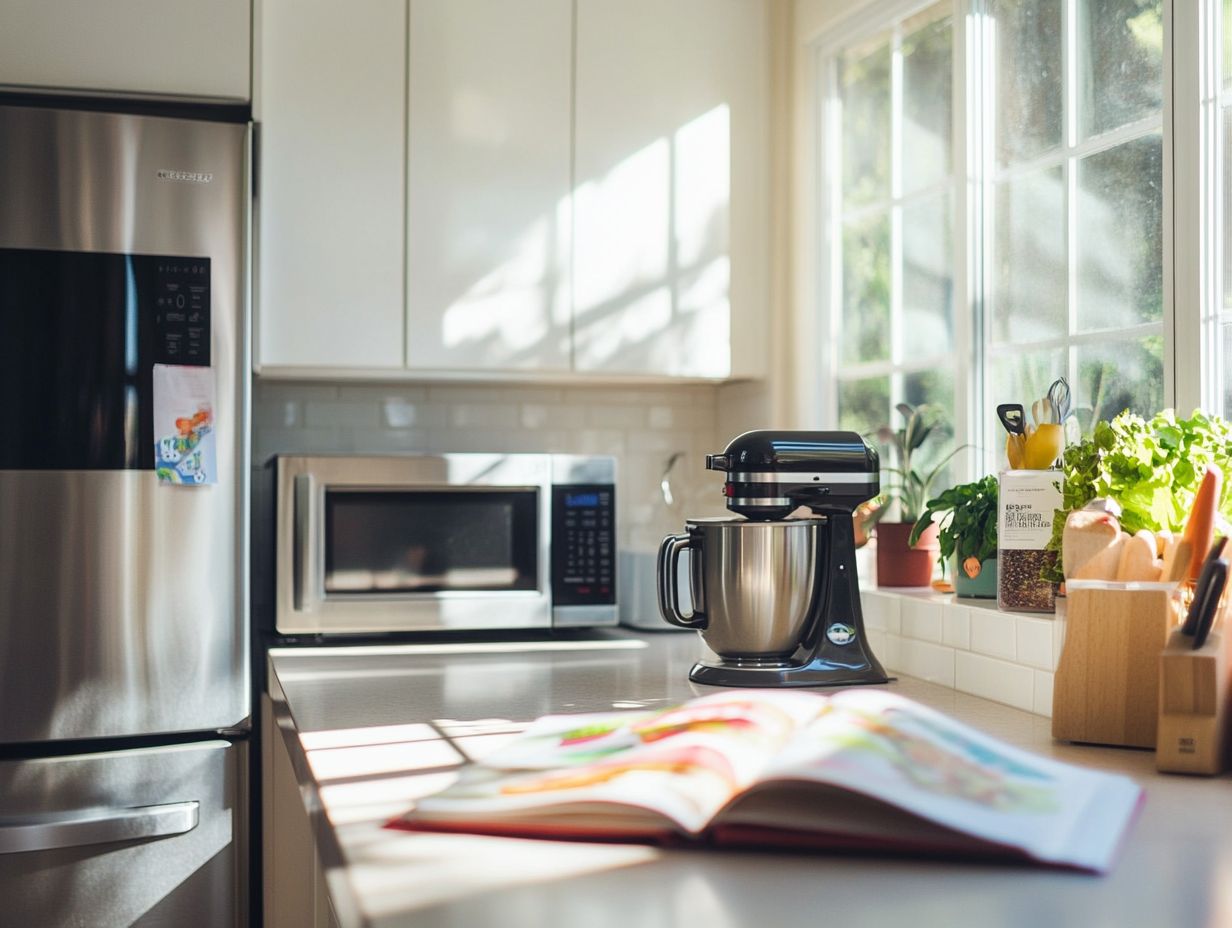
(876, 521, 939, 588)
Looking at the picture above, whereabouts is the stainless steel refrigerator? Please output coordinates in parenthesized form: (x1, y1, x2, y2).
(0, 101, 250, 926)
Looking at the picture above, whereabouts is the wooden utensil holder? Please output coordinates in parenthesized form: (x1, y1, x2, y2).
(1052, 581, 1183, 748)
(1157, 622, 1231, 775)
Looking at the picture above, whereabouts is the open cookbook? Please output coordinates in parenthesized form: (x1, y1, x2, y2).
(390, 689, 1143, 873)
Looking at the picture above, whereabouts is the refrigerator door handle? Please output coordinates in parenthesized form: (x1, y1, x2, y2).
(0, 800, 199, 854)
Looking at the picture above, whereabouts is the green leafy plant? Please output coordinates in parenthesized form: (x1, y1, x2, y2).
(1041, 408, 1232, 582)
(870, 402, 964, 524)
(908, 474, 999, 573)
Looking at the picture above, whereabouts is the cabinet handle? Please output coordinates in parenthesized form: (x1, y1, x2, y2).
(0, 801, 199, 854)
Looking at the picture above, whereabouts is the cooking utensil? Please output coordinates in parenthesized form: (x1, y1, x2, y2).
(1182, 537, 1228, 635)
(997, 404, 1028, 468)
(1192, 560, 1227, 650)
(1047, 378, 1072, 424)
(996, 404, 1025, 435)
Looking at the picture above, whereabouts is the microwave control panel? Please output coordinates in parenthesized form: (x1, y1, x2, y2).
(552, 485, 616, 605)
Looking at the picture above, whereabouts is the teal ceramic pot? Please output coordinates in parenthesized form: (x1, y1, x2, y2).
(953, 555, 998, 599)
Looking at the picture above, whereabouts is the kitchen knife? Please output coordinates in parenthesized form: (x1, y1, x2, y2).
(1191, 559, 1227, 650)
(1182, 537, 1227, 635)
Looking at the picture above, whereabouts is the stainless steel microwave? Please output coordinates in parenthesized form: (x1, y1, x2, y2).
(275, 453, 617, 634)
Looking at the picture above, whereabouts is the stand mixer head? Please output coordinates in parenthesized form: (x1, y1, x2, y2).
(706, 429, 880, 521)
(658, 430, 891, 688)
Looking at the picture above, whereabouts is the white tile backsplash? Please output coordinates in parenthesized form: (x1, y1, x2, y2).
(1016, 616, 1055, 671)
(1033, 670, 1055, 717)
(955, 652, 1035, 712)
(970, 607, 1017, 661)
(942, 607, 970, 649)
(900, 598, 944, 643)
(305, 399, 379, 428)
(861, 588, 1061, 718)
(898, 639, 955, 688)
(860, 591, 900, 634)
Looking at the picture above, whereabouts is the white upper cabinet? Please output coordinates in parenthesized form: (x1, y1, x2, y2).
(255, 0, 407, 370)
(407, 0, 573, 373)
(0, 0, 251, 101)
(253, 0, 769, 380)
(572, 0, 769, 378)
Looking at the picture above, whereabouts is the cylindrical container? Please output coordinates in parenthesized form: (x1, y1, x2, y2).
(998, 470, 1061, 612)
(657, 517, 820, 660)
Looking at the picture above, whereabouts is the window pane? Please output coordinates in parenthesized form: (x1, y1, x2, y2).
(838, 376, 890, 436)
(1225, 0, 1232, 86)
(991, 166, 1066, 344)
(903, 192, 954, 353)
(841, 211, 891, 364)
(840, 39, 891, 208)
(1076, 134, 1163, 331)
(1077, 336, 1164, 423)
(904, 368, 957, 482)
(901, 10, 953, 195)
(1224, 323, 1232, 417)
(991, 0, 1063, 167)
(1078, 0, 1163, 139)
(988, 347, 1068, 442)
(1225, 108, 1232, 311)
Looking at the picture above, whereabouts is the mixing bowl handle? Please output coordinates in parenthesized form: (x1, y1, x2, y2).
(657, 532, 706, 629)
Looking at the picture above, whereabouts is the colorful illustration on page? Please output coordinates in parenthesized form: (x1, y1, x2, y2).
(153, 363, 218, 485)
(486, 695, 806, 770)
(808, 704, 1059, 814)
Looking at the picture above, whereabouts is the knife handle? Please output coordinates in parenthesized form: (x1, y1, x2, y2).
(1192, 560, 1227, 650)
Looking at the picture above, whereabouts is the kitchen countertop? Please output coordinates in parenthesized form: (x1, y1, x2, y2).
(267, 631, 1232, 928)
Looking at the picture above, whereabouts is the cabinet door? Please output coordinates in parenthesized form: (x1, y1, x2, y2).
(0, 0, 250, 101)
(406, 0, 573, 372)
(573, 0, 768, 378)
(256, 0, 406, 370)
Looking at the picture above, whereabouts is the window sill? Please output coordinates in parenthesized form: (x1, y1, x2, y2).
(860, 585, 1062, 718)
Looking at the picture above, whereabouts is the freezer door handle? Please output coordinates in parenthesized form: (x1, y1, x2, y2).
(0, 800, 199, 853)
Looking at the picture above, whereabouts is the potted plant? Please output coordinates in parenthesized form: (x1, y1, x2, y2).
(869, 403, 963, 587)
(908, 475, 999, 598)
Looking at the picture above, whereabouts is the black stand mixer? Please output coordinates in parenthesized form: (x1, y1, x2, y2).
(657, 430, 891, 687)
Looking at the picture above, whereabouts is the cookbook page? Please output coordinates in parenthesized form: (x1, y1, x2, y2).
(407, 691, 828, 836)
(743, 689, 1141, 870)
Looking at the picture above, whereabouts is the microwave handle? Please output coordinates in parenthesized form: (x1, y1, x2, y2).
(294, 474, 320, 611)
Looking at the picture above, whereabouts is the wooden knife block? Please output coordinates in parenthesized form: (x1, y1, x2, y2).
(1052, 583, 1183, 748)
(1156, 625, 1231, 775)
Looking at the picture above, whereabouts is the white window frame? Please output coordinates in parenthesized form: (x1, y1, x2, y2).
(800, 0, 1226, 471)
(1172, 0, 1224, 414)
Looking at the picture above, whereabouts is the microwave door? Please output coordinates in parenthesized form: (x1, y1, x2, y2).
(281, 473, 553, 634)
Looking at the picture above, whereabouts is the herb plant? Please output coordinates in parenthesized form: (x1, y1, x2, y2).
(1042, 409, 1232, 582)
(871, 403, 964, 524)
(907, 475, 999, 573)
